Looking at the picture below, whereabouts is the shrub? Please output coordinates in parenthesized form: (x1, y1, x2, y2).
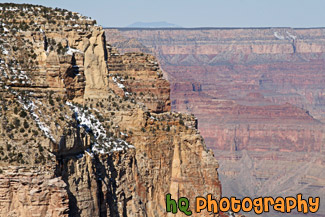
(19, 110, 27, 118)
(6, 144, 11, 151)
(49, 93, 54, 106)
(179, 119, 184, 126)
(14, 106, 19, 115)
(23, 120, 29, 129)
(13, 118, 20, 128)
(38, 144, 44, 152)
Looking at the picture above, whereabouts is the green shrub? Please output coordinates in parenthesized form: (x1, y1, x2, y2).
(38, 144, 44, 152)
(179, 119, 184, 126)
(23, 120, 29, 129)
(19, 110, 27, 118)
(14, 106, 19, 114)
(6, 144, 11, 151)
(13, 118, 20, 128)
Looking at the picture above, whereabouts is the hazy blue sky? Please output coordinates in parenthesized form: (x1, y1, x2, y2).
(1, 0, 325, 27)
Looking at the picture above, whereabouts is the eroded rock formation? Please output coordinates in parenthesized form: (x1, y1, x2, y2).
(106, 28, 325, 217)
(0, 4, 223, 217)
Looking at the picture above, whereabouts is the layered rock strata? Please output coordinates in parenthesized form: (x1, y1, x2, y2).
(105, 28, 325, 216)
(0, 4, 222, 217)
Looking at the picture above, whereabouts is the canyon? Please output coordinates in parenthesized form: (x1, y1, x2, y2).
(0, 4, 228, 217)
(105, 27, 325, 216)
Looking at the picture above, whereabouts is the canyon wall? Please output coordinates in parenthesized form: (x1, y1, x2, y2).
(106, 27, 325, 216)
(0, 4, 223, 217)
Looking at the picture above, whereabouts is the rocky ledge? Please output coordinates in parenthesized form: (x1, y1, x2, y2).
(105, 27, 325, 217)
(0, 4, 223, 217)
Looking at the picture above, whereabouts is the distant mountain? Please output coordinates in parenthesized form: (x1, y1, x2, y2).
(126, 21, 181, 28)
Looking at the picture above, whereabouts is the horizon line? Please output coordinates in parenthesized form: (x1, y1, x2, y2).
(104, 27, 325, 30)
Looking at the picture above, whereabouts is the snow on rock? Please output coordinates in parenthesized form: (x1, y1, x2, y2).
(66, 102, 134, 154)
(120, 132, 128, 137)
(150, 116, 157, 121)
(17, 97, 56, 142)
(2, 49, 8, 55)
(112, 76, 125, 89)
(66, 47, 83, 55)
(274, 32, 285, 40)
(18, 70, 29, 80)
(117, 82, 125, 89)
(7, 7, 18, 11)
(286, 31, 297, 40)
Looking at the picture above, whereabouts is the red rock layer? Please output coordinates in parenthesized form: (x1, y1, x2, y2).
(105, 28, 325, 216)
(105, 28, 325, 153)
(107, 46, 171, 113)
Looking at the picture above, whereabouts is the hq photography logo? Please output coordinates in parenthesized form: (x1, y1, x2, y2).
(165, 194, 320, 216)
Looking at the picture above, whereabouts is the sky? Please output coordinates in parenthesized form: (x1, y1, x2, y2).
(1, 0, 325, 28)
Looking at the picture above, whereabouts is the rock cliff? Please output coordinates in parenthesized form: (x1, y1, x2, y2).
(105, 28, 325, 217)
(0, 4, 222, 217)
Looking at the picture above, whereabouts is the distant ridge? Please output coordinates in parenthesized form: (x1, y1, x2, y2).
(106, 27, 325, 30)
(127, 21, 181, 28)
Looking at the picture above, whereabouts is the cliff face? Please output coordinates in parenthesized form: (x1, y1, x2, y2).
(107, 46, 170, 113)
(105, 28, 325, 216)
(0, 168, 69, 217)
(0, 4, 221, 217)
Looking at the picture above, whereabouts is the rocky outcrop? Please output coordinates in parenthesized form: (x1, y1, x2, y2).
(107, 46, 170, 113)
(105, 28, 325, 152)
(0, 3, 108, 102)
(56, 110, 221, 217)
(0, 167, 69, 217)
(106, 28, 325, 217)
(0, 4, 222, 217)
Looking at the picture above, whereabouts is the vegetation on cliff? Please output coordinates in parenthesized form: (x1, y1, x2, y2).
(0, 4, 221, 217)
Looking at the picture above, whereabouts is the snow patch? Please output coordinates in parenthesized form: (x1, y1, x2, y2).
(120, 132, 128, 137)
(66, 102, 134, 154)
(2, 49, 8, 55)
(66, 47, 83, 55)
(274, 32, 285, 40)
(286, 31, 297, 40)
(150, 116, 157, 121)
(18, 97, 56, 142)
(112, 76, 125, 89)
